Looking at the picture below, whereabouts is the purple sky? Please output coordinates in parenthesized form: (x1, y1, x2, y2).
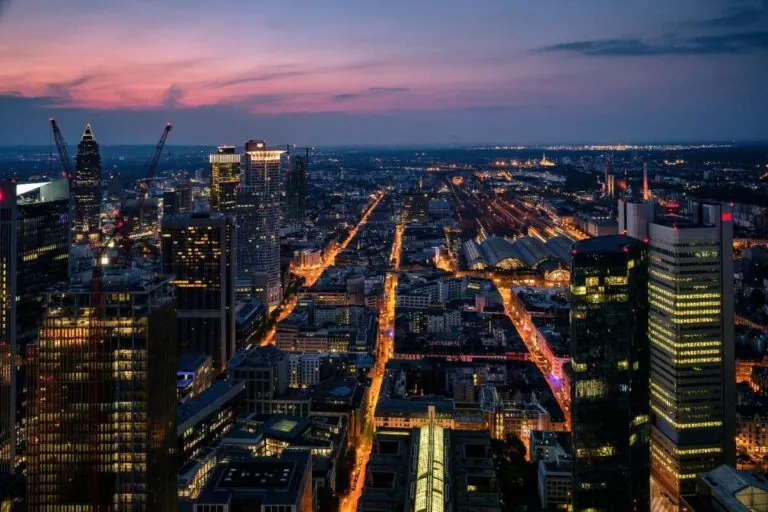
(0, 0, 766, 145)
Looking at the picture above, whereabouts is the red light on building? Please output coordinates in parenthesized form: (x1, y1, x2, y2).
(721, 212, 733, 222)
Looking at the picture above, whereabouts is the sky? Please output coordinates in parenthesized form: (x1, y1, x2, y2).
(0, 0, 766, 146)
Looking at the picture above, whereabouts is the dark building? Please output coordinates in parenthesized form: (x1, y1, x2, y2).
(286, 153, 308, 224)
(0, 179, 69, 473)
(27, 272, 177, 511)
(72, 124, 101, 242)
(162, 213, 236, 370)
(177, 352, 215, 402)
(209, 145, 240, 214)
(177, 379, 245, 463)
(162, 189, 180, 216)
(193, 449, 314, 511)
(162, 185, 192, 217)
(228, 346, 289, 416)
(235, 298, 266, 349)
(569, 235, 649, 511)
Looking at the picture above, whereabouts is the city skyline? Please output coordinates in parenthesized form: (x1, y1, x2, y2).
(0, 0, 767, 145)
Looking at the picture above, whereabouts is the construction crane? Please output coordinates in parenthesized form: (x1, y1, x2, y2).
(121, 122, 172, 259)
(48, 119, 172, 507)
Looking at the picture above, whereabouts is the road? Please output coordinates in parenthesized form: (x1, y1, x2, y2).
(340, 221, 403, 512)
(495, 283, 571, 429)
(259, 190, 386, 347)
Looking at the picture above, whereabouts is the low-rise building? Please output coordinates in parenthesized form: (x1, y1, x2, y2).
(358, 415, 501, 512)
(177, 379, 245, 464)
(192, 450, 315, 512)
(177, 352, 216, 402)
(681, 465, 768, 511)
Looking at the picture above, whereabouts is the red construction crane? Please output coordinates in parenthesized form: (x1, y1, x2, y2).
(48, 119, 172, 506)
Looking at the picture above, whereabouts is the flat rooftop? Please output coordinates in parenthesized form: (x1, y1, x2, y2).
(573, 234, 642, 254)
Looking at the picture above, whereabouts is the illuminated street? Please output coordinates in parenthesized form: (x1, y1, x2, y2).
(259, 191, 385, 346)
(340, 221, 403, 512)
(496, 283, 571, 429)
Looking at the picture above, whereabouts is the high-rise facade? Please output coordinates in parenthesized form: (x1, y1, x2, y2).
(161, 213, 236, 369)
(286, 153, 308, 224)
(0, 179, 70, 473)
(618, 199, 656, 241)
(210, 145, 240, 214)
(570, 235, 650, 511)
(649, 204, 735, 507)
(72, 124, 101, 242)
(237, 140, 284, 310)
(27, 273, 177, 511)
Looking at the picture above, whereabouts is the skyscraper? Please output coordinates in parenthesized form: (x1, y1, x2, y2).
(162, 213, 236, 369)
(27, 272, 177, 511)
(210, 145, 240, 214)
(0, 179, 70, 473)
(237, 140, 284, 310)
(72, 124, 101, 242)
(649, 204, 735, 507)
(285, 153, 308, 225)
(618, 199, 656, 241)
(570, 235, 650, 511)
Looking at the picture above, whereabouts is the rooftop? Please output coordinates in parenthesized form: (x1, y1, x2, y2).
(177, 380, 245, 433)
(572, 234, 642, 254)
(195, 450, 310, 507)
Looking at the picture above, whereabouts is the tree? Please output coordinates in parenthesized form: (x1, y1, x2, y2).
(750, 288, 766, 308)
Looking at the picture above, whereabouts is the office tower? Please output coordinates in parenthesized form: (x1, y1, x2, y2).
(237, 140, 284, 310)
(161, 213, 236, 369)
(649, 204, 735, 507)
(570, 235, 650, 511)
(618, 199, 656, 241)
(210, 145, 240, 214)
(604, 159, 611, 196)
(0, 179, 69, 473)
(285, 152, 308, 224)
(72, 124, 101, 242)
(162, 189, 180, 216)
(27, 273, 177, 511)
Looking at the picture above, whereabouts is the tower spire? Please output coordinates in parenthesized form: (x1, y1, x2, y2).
(81, 123, 95, 141)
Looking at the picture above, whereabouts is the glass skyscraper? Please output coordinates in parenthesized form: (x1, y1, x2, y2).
(27, 273, 177, 511)
(0, 180, 70, 473)
(161, 212, 236, 370)
(570, 235, 650, 511)
(209, 145, 240, 214)
(285, 153, 308, 225)
(648, 204, 735, 507)
(237, 140, 284, 310)
(72, 124, 101, 242)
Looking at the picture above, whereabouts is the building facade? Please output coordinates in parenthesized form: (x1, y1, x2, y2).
(237, 140, 284, 310)
(209, 145, 240, 214)
(72, 124, 101, 241)
(618, 199, 656, 241)
(0, 180, 69, 473)
(286, 153, 308, 225)
(162, 213, 236, 369)
(649, 205, 735, 506)
(570, 235, 649, 511)
(27, 273, 177, 511)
